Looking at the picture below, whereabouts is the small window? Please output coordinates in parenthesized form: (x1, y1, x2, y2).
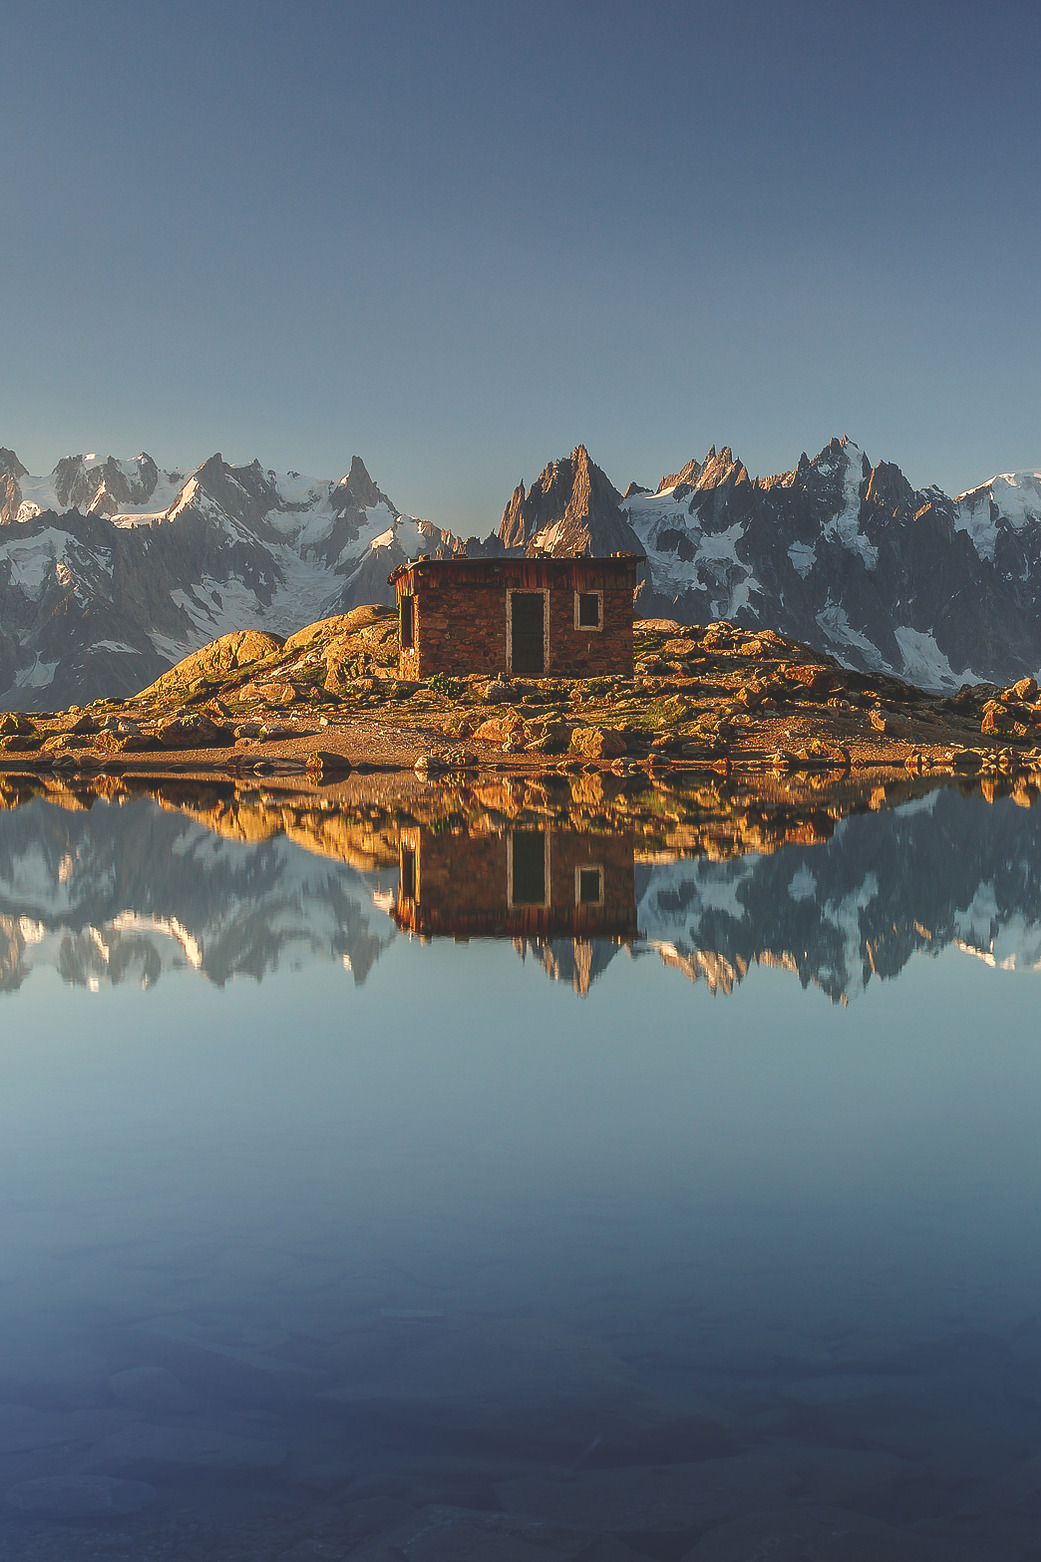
(576, 865, 604, 906)
(575, 591, 602, 630)
(399, 594, 414, 650)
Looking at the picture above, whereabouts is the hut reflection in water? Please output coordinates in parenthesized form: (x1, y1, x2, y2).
(393, 826, 639, 943)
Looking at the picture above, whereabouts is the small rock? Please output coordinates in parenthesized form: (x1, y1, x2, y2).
(6, 1475, 156, 1517)
(415, 754, 447, 775)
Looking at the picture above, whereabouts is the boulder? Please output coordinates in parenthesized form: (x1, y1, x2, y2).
(869, 708, 913, 738)
(257, 680, 302, 705)
(788, 739, 851, 770)
(735, 681, 767, 709)
(474, 716, 524, 744)
(306, 750, 352, 778)
(156, 712, 230, 748)
(526, 719, 573, 754)
(139, 630, 285, 696)
(94, 727, 153, 755)
(0, 713, 34, 736)
(570, 727, 627, 760)
(341, 604, 397, 632)
(636, 617, 685, 633)
(1004, 677, 1039, 702)
(478, 679, 520, 703)
(780, 664, 841, 696)
(283, 615, 358, 653)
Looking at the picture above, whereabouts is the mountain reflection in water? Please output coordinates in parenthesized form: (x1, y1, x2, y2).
(0, 777, 1037, 1001)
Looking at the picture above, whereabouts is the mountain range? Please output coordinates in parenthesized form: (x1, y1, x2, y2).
(1, 437, 1040, 706)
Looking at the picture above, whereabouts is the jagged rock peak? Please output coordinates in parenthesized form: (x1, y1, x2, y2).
(864, 459, 914, 513)
(336, 454, 392, 513)
(657, 457, 702, 494)
(0, 448, 27, 480)
(498, 444, 639, 557)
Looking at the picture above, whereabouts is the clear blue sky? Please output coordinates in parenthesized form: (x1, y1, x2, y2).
(1, 0, 1038, 530)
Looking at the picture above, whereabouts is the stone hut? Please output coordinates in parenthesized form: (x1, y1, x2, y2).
(389, 555, 638, 680)
(393, 825, 638, 943)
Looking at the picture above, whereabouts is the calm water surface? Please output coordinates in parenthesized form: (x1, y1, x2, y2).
(0, 783, 1040, 1559)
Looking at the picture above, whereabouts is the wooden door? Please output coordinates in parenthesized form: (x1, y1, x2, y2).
(510, 592, 545, 674)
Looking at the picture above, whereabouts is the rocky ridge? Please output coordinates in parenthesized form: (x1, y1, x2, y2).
(503, 439, 1041, 692)
(5, 435, 1041, 709)
(0, 447, 461, 709)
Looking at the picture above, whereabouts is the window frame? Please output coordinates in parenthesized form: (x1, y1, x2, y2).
(574, 863, 605, 907)
(507, 829, 552, 909)
(574, 589, 604, 632)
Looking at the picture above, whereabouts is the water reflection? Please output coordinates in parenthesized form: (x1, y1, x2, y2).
(0, 776, 1037, 1002)
(0, 777, 1041, 1556)
(393, 824, 639, 942)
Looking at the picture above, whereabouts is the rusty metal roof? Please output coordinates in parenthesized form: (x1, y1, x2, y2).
(388, 553, 641, 589)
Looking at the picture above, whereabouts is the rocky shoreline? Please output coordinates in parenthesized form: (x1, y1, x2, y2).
(0, 606, 1036, 792)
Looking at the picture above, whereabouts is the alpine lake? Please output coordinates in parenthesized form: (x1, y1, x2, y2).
(0, 767, 1041, 1561)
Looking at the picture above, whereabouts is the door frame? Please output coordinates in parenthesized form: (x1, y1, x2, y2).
(505, 587, 550, 674)
(507, 828, 552, 909)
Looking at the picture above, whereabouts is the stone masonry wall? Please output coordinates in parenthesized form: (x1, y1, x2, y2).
(395, 562, 634, 680)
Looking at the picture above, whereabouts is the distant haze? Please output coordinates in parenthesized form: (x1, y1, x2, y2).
(2, 0, 1038, 531)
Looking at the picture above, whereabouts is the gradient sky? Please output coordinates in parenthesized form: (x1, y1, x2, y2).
(1, 0, 1038, 531)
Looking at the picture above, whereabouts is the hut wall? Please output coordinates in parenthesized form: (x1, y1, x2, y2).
(394, 559, 635, 680)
